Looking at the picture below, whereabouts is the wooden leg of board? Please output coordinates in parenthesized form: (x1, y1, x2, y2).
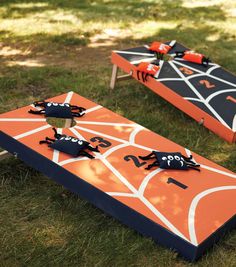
(64, 119, 73, 128)
(110, 64, 133, 90)
(110, 64, 118, 90)
(0, 150, 11, 161)
(117, 71, 133, 81)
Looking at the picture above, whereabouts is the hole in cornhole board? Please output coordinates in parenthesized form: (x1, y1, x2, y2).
(46, 117, 76, 128)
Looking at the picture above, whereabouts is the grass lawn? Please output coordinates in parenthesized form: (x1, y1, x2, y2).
(0, 0, 236, 266)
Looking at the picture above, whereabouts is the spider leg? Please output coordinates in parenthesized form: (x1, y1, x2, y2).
(39, 137, 55, 145)
(79, 150, 95, 159)
(141, 72, 146, 82)
(28, 109, 45, 115)
(70, 105, 86, 112)
(186, 162, 200, 167)
(137, 70, 141, 80)
(144, 73, 149, 82)
(139, 152, 155, 160)
(87, 145, 99, 152)
(155, 52, 158, 60)
(145, 161, 160, 170)
(46, 137, 56, 142)
(71, 112, 85, 117)
(33, 101, 45, 107)
(52, 127, 62, 139)
(182, 154, 193, 161)
(202, 57, 209, 67)
(187, 165, 201, 171)
(174, 51, 184, 58)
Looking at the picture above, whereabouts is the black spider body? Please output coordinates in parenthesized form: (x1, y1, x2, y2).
(139, 151, 200, 171)
(29, 101, 86, 118)
(40, 128, 99, 158)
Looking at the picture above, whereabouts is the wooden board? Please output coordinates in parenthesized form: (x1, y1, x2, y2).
(0, 91, 235, 261)
(111, 42, 236, 143)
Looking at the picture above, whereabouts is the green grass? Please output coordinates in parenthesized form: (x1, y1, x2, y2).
(0, 0, 236, 266)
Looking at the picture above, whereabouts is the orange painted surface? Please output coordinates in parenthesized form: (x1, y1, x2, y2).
(0, 92, 235, 246)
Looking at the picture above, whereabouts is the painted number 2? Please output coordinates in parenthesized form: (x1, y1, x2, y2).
(124, 155, 146, 168)
(199, 80, 215, 89)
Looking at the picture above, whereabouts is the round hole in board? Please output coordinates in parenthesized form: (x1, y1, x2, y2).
(46, 117, 76, 128)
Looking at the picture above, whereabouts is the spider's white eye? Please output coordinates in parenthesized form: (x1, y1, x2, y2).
(59, 103, 64, 106)
(181, 157, 184, 161)
(167, 155, 173, 160)
(60, 136, 65, 140)
(78, 140, 83, 145)
(174, 155, 180, 161)
(53, 102, 58, 106)
(65, 136, 71, 140)
(64, 103, 70, 107)
(47, 102, 52, 107)
(71, 138, 78, 142)
(162, 156, 167, 161)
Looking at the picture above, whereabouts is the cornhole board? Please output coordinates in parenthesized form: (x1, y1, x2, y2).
(0, 91, 235, 261)
(111, 41, 236, 143)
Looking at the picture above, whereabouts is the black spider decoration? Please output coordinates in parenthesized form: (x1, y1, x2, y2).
(139, 151, 200, 171)
(40, 128, 99, 158)
(28, 101, 86, 118)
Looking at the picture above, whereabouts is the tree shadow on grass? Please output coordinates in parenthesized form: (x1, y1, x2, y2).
(0, 0, 226, 23)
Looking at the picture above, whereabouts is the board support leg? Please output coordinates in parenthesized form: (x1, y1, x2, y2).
(110, 64, 133, 90)
(110, 64, 118, 90)
(64, 119, 73, 128)
(0, 150, 11, 161)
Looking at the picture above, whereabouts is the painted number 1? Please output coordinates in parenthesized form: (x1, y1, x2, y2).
(226, 96, 236, 104)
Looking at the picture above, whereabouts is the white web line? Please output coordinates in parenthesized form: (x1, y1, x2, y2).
(169, 61, 230, 129)
(131, 57, 157, 65)
(154, 60, 164, 79)
(64, 91, 74, 103)
(55, 123, 189, 241)
(114, 50, 155, 57)
(188, 186, 236, 245)
(157, 78, 182, 82)
(52, 128, 62, 163)
(138, 168, 164, 195)
(206, 65, 221, 74)
(183, 97, 204, 103)
(84, 105, 103, 114)
(172, 60, 236, 88)
(14, 124, 51, 140)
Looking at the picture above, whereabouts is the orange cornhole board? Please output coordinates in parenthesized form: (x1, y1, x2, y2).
(0, 91, 235, 261)
(111, 41, 236, 143)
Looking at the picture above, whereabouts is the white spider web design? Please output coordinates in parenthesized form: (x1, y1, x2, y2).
(116, 47, 236, 131)
(0, 91, 236, 246)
